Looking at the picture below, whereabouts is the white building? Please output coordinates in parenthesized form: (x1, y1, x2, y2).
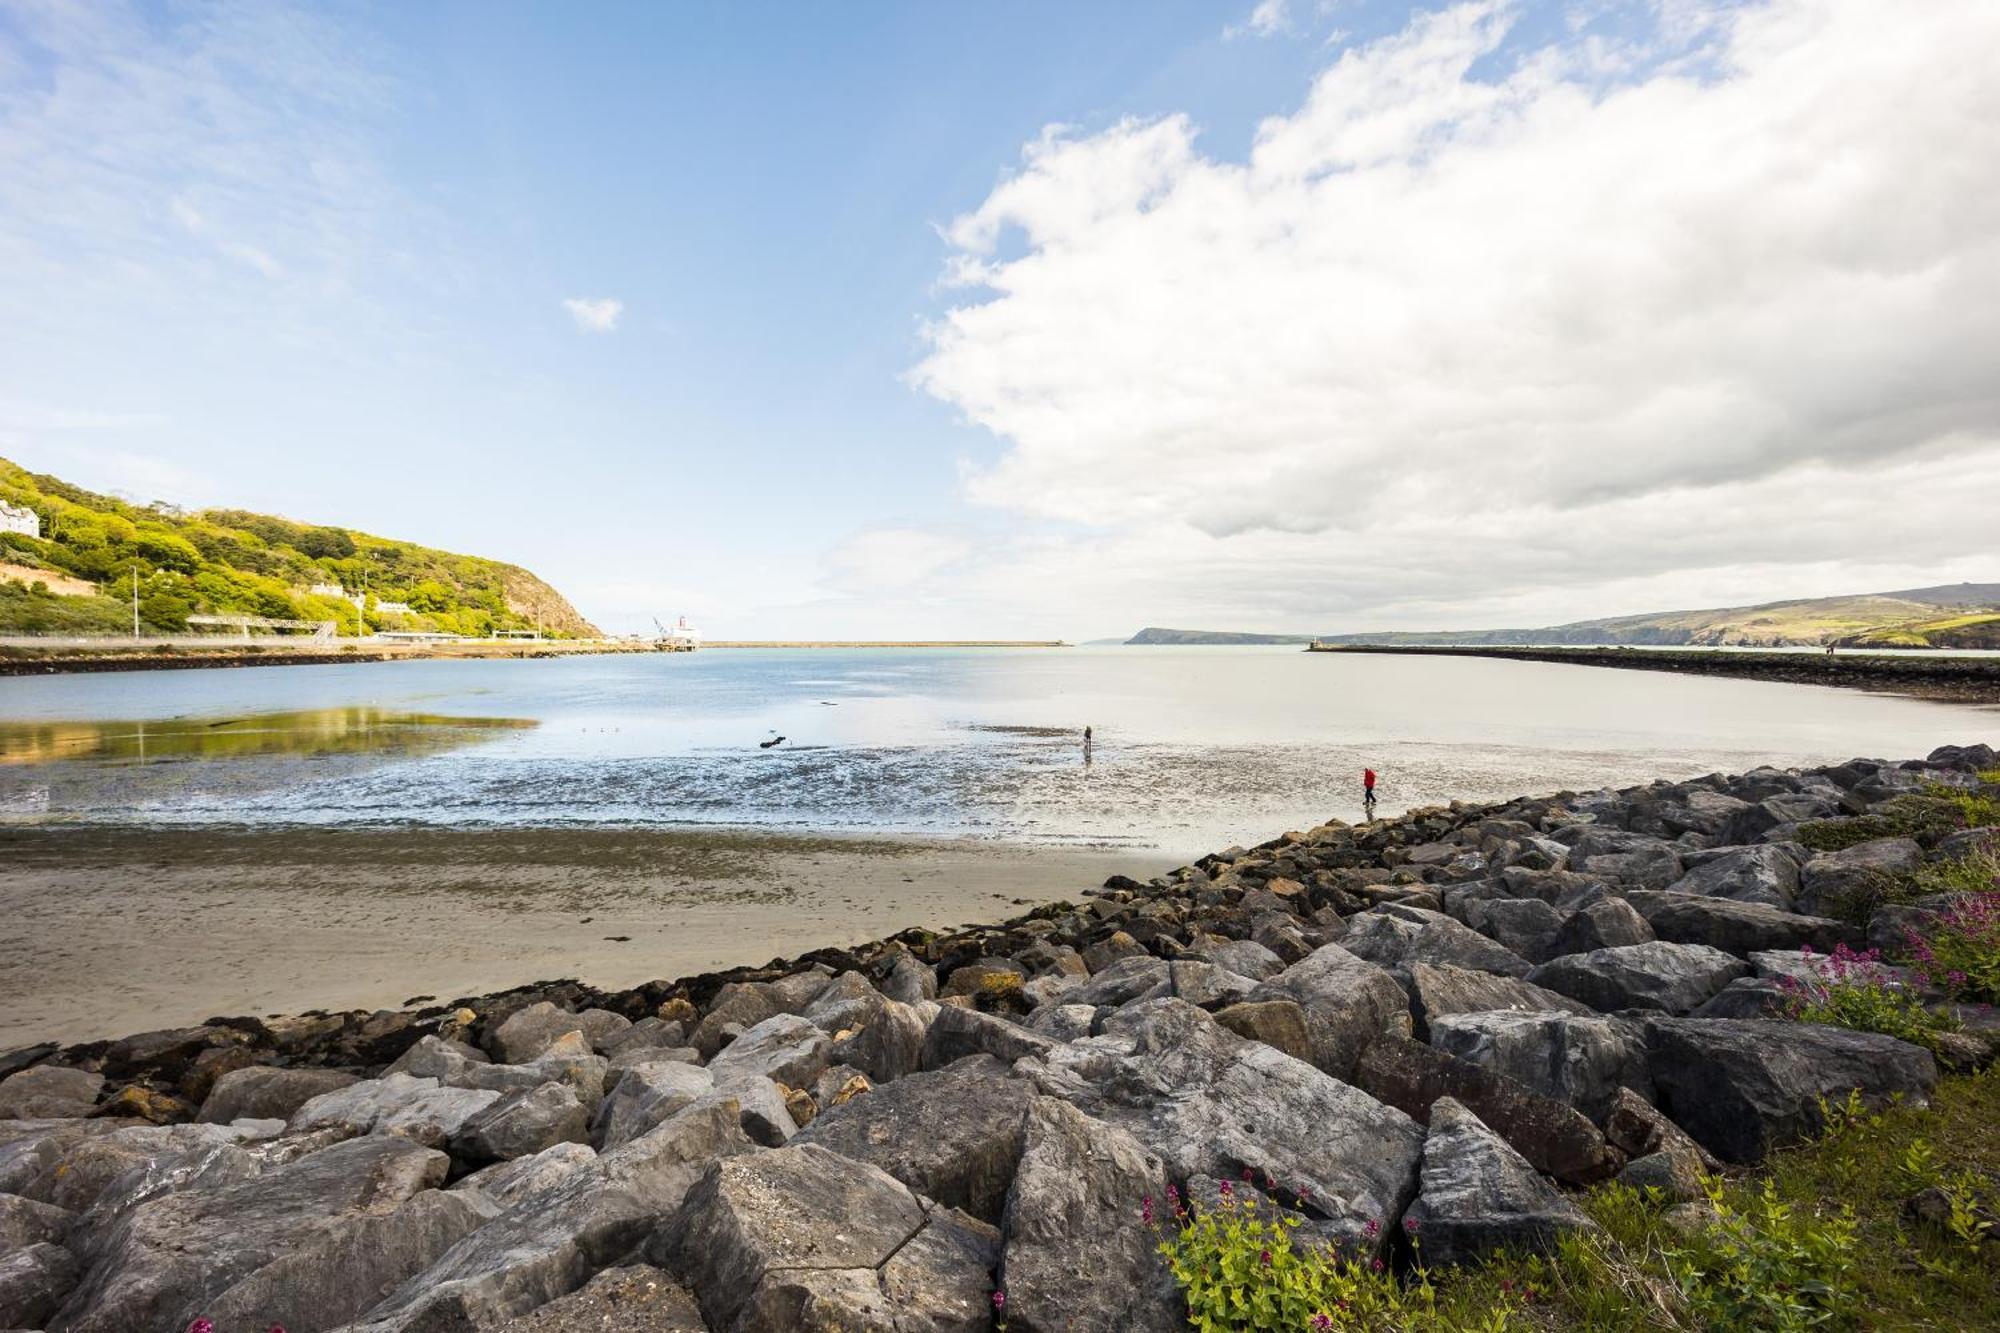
(0, 500, 40, 538)
(373, 600, 414, 616)
(308, 582, 349, 600)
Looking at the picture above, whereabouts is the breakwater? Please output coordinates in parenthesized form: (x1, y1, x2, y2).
(1307, 643, 2000, 703)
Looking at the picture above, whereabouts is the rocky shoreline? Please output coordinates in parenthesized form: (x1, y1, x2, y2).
(1, 744, 1996, 1330)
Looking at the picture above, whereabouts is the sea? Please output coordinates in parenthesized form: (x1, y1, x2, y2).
(2, 646, 1994, 859)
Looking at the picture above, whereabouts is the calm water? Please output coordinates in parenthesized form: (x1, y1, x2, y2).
(1, 648, 1994, 854)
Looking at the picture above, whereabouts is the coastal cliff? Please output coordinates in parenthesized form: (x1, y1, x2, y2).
(1, 745, 1995, 1329)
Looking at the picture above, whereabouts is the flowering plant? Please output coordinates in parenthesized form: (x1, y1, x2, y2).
(1906, 890, 2000, 1006)
(1777, 943, 1958, 1053)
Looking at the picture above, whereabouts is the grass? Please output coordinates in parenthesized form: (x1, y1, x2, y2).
(1383, 1068, 2000, 1331)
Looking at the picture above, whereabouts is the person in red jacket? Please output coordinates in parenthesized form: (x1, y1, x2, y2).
(1363, 767, 1378, 818)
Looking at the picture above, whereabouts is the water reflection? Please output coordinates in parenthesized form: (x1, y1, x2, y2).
(0, 708, 536, 766)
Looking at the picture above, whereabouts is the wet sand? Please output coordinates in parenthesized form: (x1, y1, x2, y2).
(0, 824, 1164, 1048)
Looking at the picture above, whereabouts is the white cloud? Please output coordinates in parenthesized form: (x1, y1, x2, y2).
(1229, 0, 1293, 40)
(562, 297, 624, 333)
(823, 528, 973, 593)
(914, 0, 2000, 633)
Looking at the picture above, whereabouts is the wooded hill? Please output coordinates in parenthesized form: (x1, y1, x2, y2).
(0, 456, 598, 638)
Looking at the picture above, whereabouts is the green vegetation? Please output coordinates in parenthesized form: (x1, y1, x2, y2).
(1152, 1069, 2000, 1330)
(0, 455, 596, 638)
(1777, 944, 1962, 1055)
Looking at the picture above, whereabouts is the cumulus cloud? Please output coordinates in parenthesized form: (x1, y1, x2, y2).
(914, 0, 2000, 632)
(562, 297, 624, 333)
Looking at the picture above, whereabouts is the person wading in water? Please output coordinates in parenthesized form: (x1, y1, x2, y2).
(1363, 766, 1378, 819)
(1083, 725, 1094, 765)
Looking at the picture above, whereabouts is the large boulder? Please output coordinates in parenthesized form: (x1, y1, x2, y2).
(490, 1002, 590, 1064)
(1340, 909, 1534, 979)
(1404, 1098, 1598, 1267)
(1351, 1035, 1621, 1185)
(920, 1006, 1056, 1072)
(1797, 838, 1924, 918)
(1643, 1018, 1939, 1163)
(0, 1192, 74, 1250)
(50, 1133, 448, 1332)
(1212, 1000, 1315, 1063)
(828, 997, 931, 1085)
(491, 1264, 706, 1332)
(705, 1013, 832, 1090)
(454, 1142, 599, 1211)
(801, 971, 888, 1034)
(0, 1240, 79, 1328)
(1563, 830, 1684, 889)
(794, 1054, 1033, 1223)
(1017, 999, 1424, 1246)
(352, 1098, 755, 1329)
(1404, 963, 1594, 1040)
(999, 1097, 1180, 1333)
(0, 1065, 103, 1119)
(199, 1188, 497, 1333)
(660, 1144, 1000, 1333)
(1247, 944, 1412, 1080)
(1621, 892, 1858, 957)
(1553, 897, 1655, 956)
(456, 1083, 591, 1163)
(1527, 942, 1751, 1015)
(594, 1061, 715, 1150)
(198, 1066, 362, 1124)
(1458, 897, 1568, 965)
(1668, 846, 1801, 910)
(1428, 1010, 1651, 1123)
(22, 1122, 249, 1214)
(291, 1074, 502, 1149)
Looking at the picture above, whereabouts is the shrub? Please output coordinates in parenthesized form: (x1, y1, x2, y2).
(1777, 944, 1959, 1053)
(1665, 1177, 1858, 1332)
(1152, 1182, 1520, 1331)
(1906, 889, 2000, 1005)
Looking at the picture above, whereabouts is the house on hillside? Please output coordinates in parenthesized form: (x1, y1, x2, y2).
(373, 600, 414, 616)
(0, 500, 40, 538)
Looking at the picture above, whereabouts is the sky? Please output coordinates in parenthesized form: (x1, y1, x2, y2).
(0, 0, 1995, 640)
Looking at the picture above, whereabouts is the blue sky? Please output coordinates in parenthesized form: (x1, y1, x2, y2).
(2, 1, 1995, 637)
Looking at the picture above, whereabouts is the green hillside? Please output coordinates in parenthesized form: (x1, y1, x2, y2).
(0, 456, 598, 638)
(1127, 582, 2000, 650)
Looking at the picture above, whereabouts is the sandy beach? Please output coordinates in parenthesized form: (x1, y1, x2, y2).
(0, 824, 1161, 1047)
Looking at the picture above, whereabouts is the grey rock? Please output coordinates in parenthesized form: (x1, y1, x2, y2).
(0, 1241, 78, 1329)
(661, 1143, 999, 1333)
(491, 1264, 707, 1332)
(454, 1142, 600, 1210)
(0, 1066, 102, 1119)
(920, 1005, 1056, 1072)
(1798, 838, 1924, 918)
(1460, 897, 1568, 965)
(1528, 942, 1751, 1015)
(594, 1061, 714, 1150)
(1428, 1010, 1651, 1123)
(457, 1083, 591, 1163)
(1600, 1087, 1719, 1170)
(354, 1098, 753, 1330)
(202, 1188, 498, 1333)
(385, 1034, 490, 1078)
(795, 1054, 1033, 1223)
(52, 1133, 448, 1333)
(1247, 943, 1412, 1080)
(574, 1008, 635, 1053)
(1024, 1004, 1099, 1042)
(1404, 1098, 1597, 1266)
(939, 956, 1029, 999)
(1553, 897, 1655, 956)
(0, 1120, 142, 1197)
(1064, 956, 1171, 1008)
(802, 970, 887, 1034)
(1643, 1018, 1939, 1163)
(492, 1002, 590, 1064)
(601, 1018, 689, 1060)
(1404, 963, 1594, 1040)
(1352, 1034, 1621, 1185)
(691, 983, 785, 1060)
(1618, 1148, 1707, 1204)
(883, 952, 939, 1004)
(830, 998, 931, 1084)
(706, 1072, 799, 1147)
(0, 1192, 74, 1249)
(199, 1066, 362, 1124)
(1341, 909, 1534, 979)
(1189, 937, 1286, 981)
(1165, 960, 1259, 1010)
(24, 1122, 247, 1214)
(1212, 1000, 1315, 1063)
(1667, 846, 1800, 910)
(1565, 830, 1684, 889)
(608, 1044, 702, 1077)
(1622, 892, 1859, 956)
(1017, 999, 1424, 1246)
(705, 1013, 831, 1091)
(999, 1097, 1180, 1333)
